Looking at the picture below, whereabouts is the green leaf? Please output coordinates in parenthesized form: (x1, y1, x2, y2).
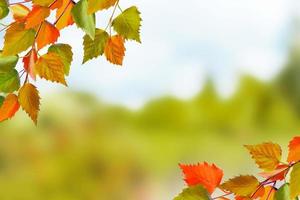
(48, 44, 73, 76)
(275, 184, 290, 200)
(82, 28, 109, 63)
(3, 22, 35, 56)
(0, 51, 19, 72)
(0, 96, 4, 107)
(0, 69, 20, 93)
(173, 186, 211, 200)
(0, 0, 9, 19)
(72, 0, 95, 39)
(112, 6, 142, 43)
(291, 163, 300, 199)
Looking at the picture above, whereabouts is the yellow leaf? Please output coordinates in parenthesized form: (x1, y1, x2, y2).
(34, 52, 67, 85)
(87, 0, 117, 14)
(10, 4, 30, 21)
(0, 93, 20, 122)
(104, 35, 126, 65)
(55, 0, 74, 30)
(2, 22, 35, 56)
(219, 175, 259, 197)
(290, 162, 300, 199)
(245, 143, 282, 171)
(18, 83, 40, 124)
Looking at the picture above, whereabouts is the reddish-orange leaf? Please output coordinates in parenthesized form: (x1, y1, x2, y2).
(50, 0, 63, 9)
(179, 162, 223, 194)
(287, 136, 300, 163)
(104, 35, 126, 65)
(25, 6, 50, 29)
(23, 49, 38, 80)
(55, 0, 75, 30)
(36, 21, 60, 50)
(10, 4, 30, 22)
(0, 94, 20, 122)
(259, 164, 289, 181)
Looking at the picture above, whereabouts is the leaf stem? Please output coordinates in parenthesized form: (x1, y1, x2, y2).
(105, 0, 120, 33)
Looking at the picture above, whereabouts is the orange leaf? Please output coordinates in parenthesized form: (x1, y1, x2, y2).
(23, 49, 38, 80)
(25, 6, 50, 29)
(179, 162, 223, 194)
(260, 186, 275, 200)
(36, 21, 60, 50)
(10, 4, 30, 22)
(50, 0, 63, 9)
(104, 35, 126, 65)
(0, 94, 20, 122)
(287, 136, 300, 163)
(55, 0, 74, 30)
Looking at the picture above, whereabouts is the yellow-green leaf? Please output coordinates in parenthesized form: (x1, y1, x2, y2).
(72, 0, 95, 39)
(173, 186, 211, 200)
(0, 69, 20, 93)
(245, 143, 282, 171)
(112, 6, 142, 43)
(82, 28, 109, 63)
(274, 184, 290, 200)
(0, 0, 9, 19)
(18, 83, 40, 124)
(34, 52, 67, 85)
(0, 51, 19, 71)
(3, 22, 35, 56)
(290, 162, 300, 199)
(48, 44, 73, 75)
(219, 175, 259, 197)
(87, 0, 117, 14)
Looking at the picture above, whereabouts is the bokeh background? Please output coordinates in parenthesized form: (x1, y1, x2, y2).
(1, 0, 300, 199)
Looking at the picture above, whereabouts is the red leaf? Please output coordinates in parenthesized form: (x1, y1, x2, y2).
(179, 162, 223, 194)
(23, 49, 38, 80)
(288, 136, 300, 163)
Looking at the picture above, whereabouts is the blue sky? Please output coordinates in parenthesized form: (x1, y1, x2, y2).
(2, 0, 300, 108)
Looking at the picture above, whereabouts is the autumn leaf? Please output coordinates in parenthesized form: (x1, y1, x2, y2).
(104, 35, 126, 65)
(179, 162, 223, 194)
(32, 0, 55, 7)
(219, 175, 259, 197)
(34, 52, 66, 85)
(3, 22, 35, 56)
(112, 6, 142, 43)
(290, 162, 300, 199)
(71, 0, 95, 39)
(25, 6, 50, 29)
(245, 142, 282, 171)
(48, 44, 73, 75)
(0, 0, 9, 19)
(36, 21, 60, 50)
(0, 51, 19, 71)
(10, 4, 30, 21)
(258, 164, 289, 182)
(23, 49, 38, 80)
(0, 94, 20, 122)
(274, 184, 290, 200)
(0, 69, 20, 93)
(87, 0, 117, 14)
(287, 136, 300, 163)
(18, 83, 40, 124)
(49, 0, 62, 10)
(260, 186, 275, 200)
(83, 29, 109, 63)
(55, 0, 75, 30)
(173, 185, 211, 200)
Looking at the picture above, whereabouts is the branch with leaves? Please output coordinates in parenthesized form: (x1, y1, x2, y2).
(0, 0, 142, 124)
(174, 136, 300, 200)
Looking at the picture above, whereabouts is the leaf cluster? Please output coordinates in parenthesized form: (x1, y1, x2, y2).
(0, 0, 142, 124)
(174, 137, 300, 200)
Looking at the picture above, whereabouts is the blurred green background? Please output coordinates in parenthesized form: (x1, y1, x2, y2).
(1, 1, 300, 200)
(1, 41, 300, 199)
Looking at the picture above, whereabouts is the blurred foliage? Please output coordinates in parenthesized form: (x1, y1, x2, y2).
(0, 33, 300, 200)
